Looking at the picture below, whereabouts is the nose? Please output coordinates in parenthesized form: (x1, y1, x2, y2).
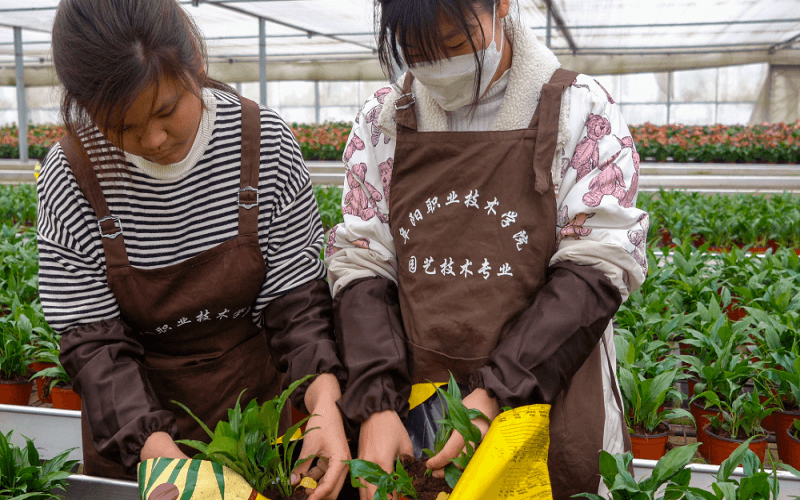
(140, 121, 168, 151)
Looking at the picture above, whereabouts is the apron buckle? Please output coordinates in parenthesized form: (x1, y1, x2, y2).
(395, 93, 416, 110)
(237, 186, 259, 209)
(97, 215, 123, 239)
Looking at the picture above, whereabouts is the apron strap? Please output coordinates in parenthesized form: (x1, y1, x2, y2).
(531, 68, 580, 194)
(238, 96, 262, 236)
(394, 72, 418, 132)
(59, 133, 131, 269)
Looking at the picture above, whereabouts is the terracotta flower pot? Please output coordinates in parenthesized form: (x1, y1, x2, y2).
(690, 399, 720, 459)
(758, 395, 776, 434)
(51, 386, 82, 411)
(30, 361, 56, 404)
(0, 379, 32, 406)
(704, 425, 768, 466)
(686, 378, 700, 399)
(630, 430, 670, 460)
(774, 409, 800, 461)
(784, 427, 800, 470)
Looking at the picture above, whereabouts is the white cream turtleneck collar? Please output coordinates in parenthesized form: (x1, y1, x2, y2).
(447, 68, 511, 132)
(125, 88, 216, 180)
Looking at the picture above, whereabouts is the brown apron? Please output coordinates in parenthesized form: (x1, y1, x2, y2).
(61, 97, 288, 479)
(390, 70, 608, 497)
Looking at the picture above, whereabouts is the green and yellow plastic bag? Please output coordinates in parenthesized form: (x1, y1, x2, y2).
(138, 458, 317, 500)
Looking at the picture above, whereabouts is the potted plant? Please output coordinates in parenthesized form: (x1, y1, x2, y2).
(31, 350, 81, 411)
(673, 437, 783, 500)
(29, 323, 61, 404)
(0, 430, 79, 500)
(346, 458, 419, 500)
(172, 374, 316, 499)
(765, 350, 800, 462)
(0, 311, 35, 406)
(697, 387, 773, 465)
(617, 366, 694, 460)
(572, 442, 701, 500)
(347, 373, 483, 497)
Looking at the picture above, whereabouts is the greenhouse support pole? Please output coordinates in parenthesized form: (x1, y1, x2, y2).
(259, 17, 267, 106)
(314, 81, 320, 124)
(545, 7, 552, 48)
(666, 71, 672, 125)
(14, 26, 28, 163)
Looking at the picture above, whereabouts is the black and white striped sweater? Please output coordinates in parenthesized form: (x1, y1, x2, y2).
(36, 89, 326, 334)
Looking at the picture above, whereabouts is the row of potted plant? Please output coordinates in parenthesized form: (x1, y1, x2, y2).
(640, 190, 800, 250)
(4, 121, 800, 163)
(618, 242, 800, 466)
(0, 215, 78, 410)
(629, 121, 800, 163)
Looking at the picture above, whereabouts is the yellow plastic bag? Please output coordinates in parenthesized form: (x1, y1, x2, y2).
(449, 405, 552, 500)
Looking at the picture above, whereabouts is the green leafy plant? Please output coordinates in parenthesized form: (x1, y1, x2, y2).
(173, 374, 315, 498)
(618, 366, 694, 435)
(345, 458, 417, 500)
(673, 437, 782, 500)
(0, 430, 78, 500)
(420, 372, 489, 489)
(698, 387, 772, 441)
(30, 350, 71, 391)
(572, 442, 700, 500)
(0, 310, 35, 381)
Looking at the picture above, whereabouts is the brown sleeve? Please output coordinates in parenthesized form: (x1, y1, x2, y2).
(470, 261, 622, 408)
(59, 318, 178, 472)
(261, 278, 346, 413)
(332, 277, 411, 423)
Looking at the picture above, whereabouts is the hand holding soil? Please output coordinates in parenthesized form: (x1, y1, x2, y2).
(357, 410, 414, 500)
(425, 388, 500, 479)
(293, 374, 351, 500)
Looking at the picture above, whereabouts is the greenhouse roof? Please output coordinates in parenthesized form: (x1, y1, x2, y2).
(0, 0, 798, 85)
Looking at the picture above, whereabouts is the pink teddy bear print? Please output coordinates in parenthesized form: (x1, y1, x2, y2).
(616, 135, 640, 208)
(342, 163, 383, 221)
(582, 149, 627, 208)
(568, 114, 612, 182)
(557, 206, 594, 245)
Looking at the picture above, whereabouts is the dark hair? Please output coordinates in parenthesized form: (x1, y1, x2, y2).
(375, 0, 516, 104)
(52, 0, 234, 139)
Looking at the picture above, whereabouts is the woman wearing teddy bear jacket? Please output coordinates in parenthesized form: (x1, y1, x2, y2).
(326, 0, 648, 497)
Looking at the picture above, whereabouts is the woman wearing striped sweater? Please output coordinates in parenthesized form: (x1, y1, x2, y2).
(37, 1, 349, 498)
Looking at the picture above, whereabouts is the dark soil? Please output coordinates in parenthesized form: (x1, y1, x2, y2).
(260, 485, 308, 500)
(0, 371, 29, 382)
(631, 422, 670, 436)
(400, 455, 452, 500)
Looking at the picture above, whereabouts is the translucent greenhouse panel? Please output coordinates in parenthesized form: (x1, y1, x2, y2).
(671, 103, 715, 125)
(717, 64, 768, 102)
(619, 104, 667, 126)
(673, 68, 718, 103)
(319, 82, 363, 106)
(620, 73, 668, 104)
(279, 107, 316, 124)
(320, 106, 360, 123)
(277, 81, 316, 107)
(716, 103, 756, 125)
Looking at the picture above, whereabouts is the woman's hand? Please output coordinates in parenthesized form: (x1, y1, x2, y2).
(140, 431, 190, 461)
(357, 410, 414, 500)
(425, 388, 500, 478)
(291, 374, 350, 500)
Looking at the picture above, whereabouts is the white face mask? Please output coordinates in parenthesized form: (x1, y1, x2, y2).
(408, 4, 504, 111)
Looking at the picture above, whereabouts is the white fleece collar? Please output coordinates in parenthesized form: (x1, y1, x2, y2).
(377, 22, 572, 186)
(379, 22, 563, 134)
